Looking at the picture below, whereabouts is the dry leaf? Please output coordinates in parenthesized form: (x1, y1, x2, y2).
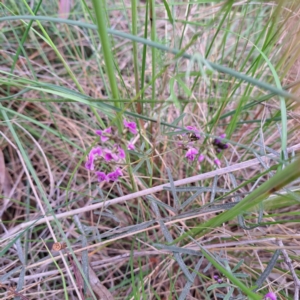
(89, 264, 114, 300)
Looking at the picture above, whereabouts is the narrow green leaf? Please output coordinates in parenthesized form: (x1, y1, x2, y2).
(162, 0, 174, 24)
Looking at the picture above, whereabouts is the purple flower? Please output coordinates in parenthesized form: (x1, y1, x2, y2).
(185, 147, 198, 161)
(95, 127, 112, 142)
(95, 171, 107, 182)
(124, 119, 137, 134)
(186, 126, 201, 139)
(116, 145, 125, 159)
(214, 158, 221, 167)
(107, 168, 123, 181)
(219, 133, 226, 139)
(128, 142, 135, 150)
(85, 161, 93, 170)
(213, 275, 222, 283)
(103, 149, 118, 161)
(91, 146, 103, 156)
(264, 292, 276, 300)
(198, 154, 205, 162)
(85, 146, 103, 171)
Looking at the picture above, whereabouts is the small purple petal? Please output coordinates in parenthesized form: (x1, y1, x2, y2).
(124, 119, 138, 134)
(107, 168, 123, 181)
(219, 133, 226, 139)
(90, 146, 102, 157)
(117, 146, 125, 159)
(85, 161, 94, 170)
(214, 158, 221, 167)
(95, 171, 107, 182)
(185, 126, 195, 130)
(128, 143, 135, 150)
(213, 275, 219, 280)
(85, 146, 103, 171)
(95, 127, 112, 142)
(198, 154, 205, 162)
(103, 149, 118, 161)
(115, 167, 123, 176)
(264, 292, 276, 300)
(185, 147, 198, 161)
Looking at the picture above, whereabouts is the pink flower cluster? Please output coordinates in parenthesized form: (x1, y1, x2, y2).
(184, 126, 207, 163)
(85, 119, 138, 182)
(213, 274, 223, 284)
(185, 147, 204, 162)
(182, 127, 226, 168)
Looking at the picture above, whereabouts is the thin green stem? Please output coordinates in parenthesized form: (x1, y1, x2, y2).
(91, 0, 119, 102)
(131, 0, 141, 114)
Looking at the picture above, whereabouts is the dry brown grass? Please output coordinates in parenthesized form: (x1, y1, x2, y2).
(1, 1, 300, 299)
